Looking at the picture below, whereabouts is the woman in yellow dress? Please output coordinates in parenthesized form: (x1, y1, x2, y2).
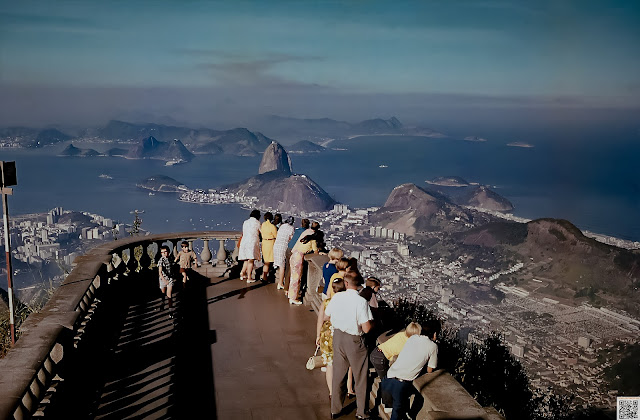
(260, 212, 278, 282)
(316, 278, 346, 399)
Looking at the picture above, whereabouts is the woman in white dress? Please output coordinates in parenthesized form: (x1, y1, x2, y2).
(273, 216, 295, 290)
(238, 209, 261, 283)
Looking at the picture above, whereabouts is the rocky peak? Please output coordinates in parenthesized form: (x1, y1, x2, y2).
(464, 185, 514, 212)
(258, 141, 292, 175)
(383, 183, 446, 209)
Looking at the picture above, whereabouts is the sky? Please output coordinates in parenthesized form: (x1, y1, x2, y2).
(0, 0, 639, 128)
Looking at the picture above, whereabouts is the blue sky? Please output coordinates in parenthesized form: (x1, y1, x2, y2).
(0, 0, 639, 127)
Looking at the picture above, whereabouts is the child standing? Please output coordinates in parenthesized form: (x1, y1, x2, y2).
(327, 257, 350, 299)
(177, 241, 198, 284)
(158, 245, 176, 318)
(322, 248, 344, 300)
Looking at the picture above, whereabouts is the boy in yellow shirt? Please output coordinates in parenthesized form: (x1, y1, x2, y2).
(370, 322, 422, 380)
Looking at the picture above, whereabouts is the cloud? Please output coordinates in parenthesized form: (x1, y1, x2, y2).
(176, 48, 326, 89)
(1, 82, 638, 131)
(0, 10, 108, 35)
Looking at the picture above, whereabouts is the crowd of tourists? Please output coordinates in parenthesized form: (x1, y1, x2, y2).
(158, 209, 440, 420)
(317, 263, 439, 419)
(235, 209, 440, 419)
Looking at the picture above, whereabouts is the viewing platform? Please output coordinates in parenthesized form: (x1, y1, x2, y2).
(0, 232, 504, 420)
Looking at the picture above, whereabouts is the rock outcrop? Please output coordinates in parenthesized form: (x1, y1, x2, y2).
(462, 186, 514, 212)
(369, 183, 471, 236)
(423, 179, 514, 213)
(258, 142, 292, 175)
(226, 141, 335, 213)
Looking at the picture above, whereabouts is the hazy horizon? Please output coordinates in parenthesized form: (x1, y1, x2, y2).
(1, 1, 639, 134)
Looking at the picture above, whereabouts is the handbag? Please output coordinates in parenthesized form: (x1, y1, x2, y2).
(306, 345, 325, 370)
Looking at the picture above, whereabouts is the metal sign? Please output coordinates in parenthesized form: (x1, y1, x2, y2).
(0, 161, 17, 186)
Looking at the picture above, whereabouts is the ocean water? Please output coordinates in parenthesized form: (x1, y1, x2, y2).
(1, 134, 639, 241)
(0, 148, 256, 234)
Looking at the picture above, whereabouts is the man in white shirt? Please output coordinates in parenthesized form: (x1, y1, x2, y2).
(324, 270, 374, 419)
(381, 320, 440, 420)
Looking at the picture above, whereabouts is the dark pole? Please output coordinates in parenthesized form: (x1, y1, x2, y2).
(1, 190, 15, 344)
(1, 161, 17, 345)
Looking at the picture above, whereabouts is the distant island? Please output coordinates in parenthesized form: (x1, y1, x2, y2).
(507, 142, 534, 148)
(59, 137, 194, 164)
(59, 143, 101, 157)
(426, 176, 470, 187)
(464, 136, 487, 142)
(136, 175, 189, 193)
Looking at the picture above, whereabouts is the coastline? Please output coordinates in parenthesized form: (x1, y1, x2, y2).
(320, 132, 443, 147)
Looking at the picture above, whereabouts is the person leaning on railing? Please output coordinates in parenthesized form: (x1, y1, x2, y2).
(287, 219, 317, 305)
(370, 322, 422, 380)
(380, 319, 440, 420)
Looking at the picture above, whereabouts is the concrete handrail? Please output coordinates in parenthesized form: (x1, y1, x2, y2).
(0, 231, 240, 420)
(412, 370, 505, 420)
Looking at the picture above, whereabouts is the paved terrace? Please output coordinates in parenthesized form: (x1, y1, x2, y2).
(0, 232, 504, 420)
(76, 266, 347, 419)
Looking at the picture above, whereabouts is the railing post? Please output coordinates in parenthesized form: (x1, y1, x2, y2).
(231, 239, 239, 261)
(154, 241, 163, 264)
(201, 239, 212, 265)
(112, 251, 126, 278)
(217, 239, 226, 266)
(139, 241, 152, 272)
(171, 239, 180, 259)
(126, 246, 138, 273)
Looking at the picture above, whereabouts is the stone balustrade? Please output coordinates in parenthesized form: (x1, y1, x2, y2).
(0, 231, 240, 420)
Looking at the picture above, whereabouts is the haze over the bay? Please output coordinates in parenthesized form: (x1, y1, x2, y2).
(0, 0, 639, 133)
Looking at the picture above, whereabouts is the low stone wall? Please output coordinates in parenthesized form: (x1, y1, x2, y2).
(411, 370, 504, 420)
(304, 253, 329, 313)
(0, 231, 240, 420)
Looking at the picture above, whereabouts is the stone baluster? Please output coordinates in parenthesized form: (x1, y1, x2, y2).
(105, 254, 115, 284)
(126, 246, 138, 273)
(201, 239, 212, 265)
(139, 242, 152, 272)
(231, 238, 239, 261)
(112, 251, 126, 277)
(216, 239, 226, 266)
(154, 241, 163, 263)
(171, 239, 180, 259)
